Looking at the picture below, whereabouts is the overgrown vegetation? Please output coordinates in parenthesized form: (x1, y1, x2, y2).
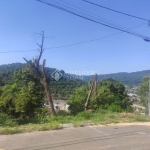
(68, 78, 133, 115)
(0, 110, 150, 135)
(0, 63, 85, 100)
(138, 76, 149, 114)
(0, 66, 44, 118)
(0, 49, 150, 135)
(1, 62, 150, 135)
(138, 76, 149, 107)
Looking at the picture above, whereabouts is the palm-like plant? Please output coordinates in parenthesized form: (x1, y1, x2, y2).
(0, 83, 19, 115)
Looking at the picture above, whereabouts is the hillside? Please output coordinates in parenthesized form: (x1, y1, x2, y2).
(0, 63, 85, 100)
(83, 70, 150, 87)
(0, 63, 150, 88)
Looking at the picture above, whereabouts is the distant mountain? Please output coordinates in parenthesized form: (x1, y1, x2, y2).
(83, 70, 150, 87)
(0, 63, 25, 71)
(0, 63, 85, 100)
(0, 63, 150, 87)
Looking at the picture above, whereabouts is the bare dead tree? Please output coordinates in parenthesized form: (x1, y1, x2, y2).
(23, 31, 56, 115)
(94, 73, 97, 98)
(85, 74, 96, 110)
(85, 74, 105, 110)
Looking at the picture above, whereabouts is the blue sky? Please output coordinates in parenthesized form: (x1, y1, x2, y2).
(0, 0, 150, 75)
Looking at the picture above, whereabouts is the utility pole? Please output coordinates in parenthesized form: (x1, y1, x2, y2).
(148, 76, 150, 116)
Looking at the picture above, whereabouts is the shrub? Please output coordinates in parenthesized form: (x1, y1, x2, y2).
(56, 110, 69, 116)
(126, 106, 134, 113)
(0, 113, 17, 127)
(96, 109, 112, 114)
(108, 104, 124, 112)
(34, 108, 50, 121)
(76, 111, 93, 120)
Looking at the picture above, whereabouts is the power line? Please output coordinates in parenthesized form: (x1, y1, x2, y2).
(58, 0, 139, 32)
(57, 0, 130, 31)
(0, 50, 37, 53)
(49, 0, 146, 37)
(58, 0, 147, 37)
(82, 0, 150, 23)
(1, 1, 149, 54)
(36, 0, 150, 41)
(46, 23, 146, 49)
(0, 23, 146, 54)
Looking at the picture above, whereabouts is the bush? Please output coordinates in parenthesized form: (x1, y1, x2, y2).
(76, 111, 93, 120)
(108, 104, 124, 112)
(34, 108, 50, 121)
(126, 106, 134, 113)
(56, 110, 69, 116)
(0, 113, 17, 127)
(96, 109, 112, 114)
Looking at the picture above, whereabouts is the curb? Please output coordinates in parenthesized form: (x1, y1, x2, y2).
(60, 123, 94, 128)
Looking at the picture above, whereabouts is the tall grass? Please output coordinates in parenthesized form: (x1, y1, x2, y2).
(1, 110, 150, 135)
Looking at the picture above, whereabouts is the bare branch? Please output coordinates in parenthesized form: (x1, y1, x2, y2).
(23, 57, 30, 63)
(85, 74, 97, 110)
(36, 43, 41, 48)
(23, 31, 56, 115)
(90, 90, 106, 103)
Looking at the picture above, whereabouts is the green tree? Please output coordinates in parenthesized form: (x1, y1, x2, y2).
(138, 76, 149, 107)
(14, 66, 44, 117)
(68, 85, 88, 115)
(0, 83, 19, 116)
(68, 78, 131, 114)
(0, 66, 44, 118)
(15, 81, 44, 117)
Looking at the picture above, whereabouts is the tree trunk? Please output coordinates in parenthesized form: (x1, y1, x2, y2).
(23, 31, 56, 115)
(42, 79, 56, 115)
(40, 61, 56, 115)
(85, 77, 95, 110)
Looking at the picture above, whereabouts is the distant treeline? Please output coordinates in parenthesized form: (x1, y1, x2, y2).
(83, 71, 150, 87)
(0, 63, 84, 100)
(0, 63, 150, 96)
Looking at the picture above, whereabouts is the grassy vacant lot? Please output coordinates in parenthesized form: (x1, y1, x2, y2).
(1, 110, 150, 135)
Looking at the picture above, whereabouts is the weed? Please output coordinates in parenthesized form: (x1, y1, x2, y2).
(1, 110, 150, 135)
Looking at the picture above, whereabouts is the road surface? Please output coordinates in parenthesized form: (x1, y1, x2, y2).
(1, 124, 150, 150)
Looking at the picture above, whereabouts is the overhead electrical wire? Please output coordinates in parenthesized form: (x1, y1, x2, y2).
(82, 0, 150, 23)
(36, 0, 150, 42)
(59, 0, 144, 34)
(57, 0, 130, 31)
(45, 23, 145, 49)
(50, 0, 145, 36)
(0, 0, 149, 54)
(0, 23, 146, 54)
(0, 50, 37, 53)
(59, 0, 131, 31)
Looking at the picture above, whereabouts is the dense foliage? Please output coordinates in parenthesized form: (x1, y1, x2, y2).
(68, 78, 132, 115)
(0, 66, 44, 118)
(0, 63, 25, 86)
(138, 76, 149, 109)
(0, 63, 138, 118)
(0, 63, 84, 100)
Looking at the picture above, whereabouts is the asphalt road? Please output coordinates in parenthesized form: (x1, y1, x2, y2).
(1, 124, 150, 150)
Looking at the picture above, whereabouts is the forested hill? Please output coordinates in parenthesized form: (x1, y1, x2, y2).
(0, 63, 150, 87)
(0, 63, 25, 71)
(83, 70, 150, 87)
(0, 63, 85, 100)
